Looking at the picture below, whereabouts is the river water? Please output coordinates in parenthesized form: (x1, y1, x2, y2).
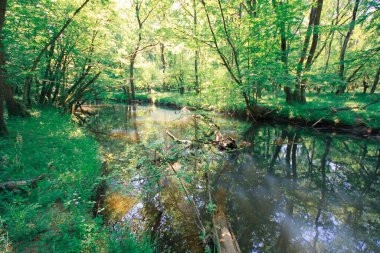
(89, 104, 379, 253)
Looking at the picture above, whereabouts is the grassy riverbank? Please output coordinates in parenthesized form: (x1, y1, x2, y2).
(111, 91, 380, 129)
(0, 109, 152, 252)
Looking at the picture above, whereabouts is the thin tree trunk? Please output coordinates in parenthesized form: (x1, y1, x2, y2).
(0, 83, 6, 135)
(272, 0, 288, 73)
(160, 42, 167, 91)
(337, 0, 360, 93)
(294, 0, 319, 103)
(193, 0, 200, 93)
(0, 0, 7, 134)
(305, 0, 324, 71)
(23, 0, 91, 107)
(127, 1, 145, 101)
(370, 67, 380, 94)
(39, 43, 56, 104)
(129, 54, 136, 101)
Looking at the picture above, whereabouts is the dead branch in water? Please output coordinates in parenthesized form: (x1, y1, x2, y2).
(166, 130, 237, 151)
(166, 130, 192, 145)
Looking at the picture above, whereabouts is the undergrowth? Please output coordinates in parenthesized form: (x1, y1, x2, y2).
(0, 108, 153, 252)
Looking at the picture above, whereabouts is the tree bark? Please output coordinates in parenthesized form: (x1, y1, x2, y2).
(337, 0, 360, 93)
(23, 0, 91, 107)
(370, 66, 380, 94)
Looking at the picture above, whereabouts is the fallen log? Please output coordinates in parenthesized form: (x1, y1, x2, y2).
(214, 189, 241, 253)
(0, 174, 46, 191)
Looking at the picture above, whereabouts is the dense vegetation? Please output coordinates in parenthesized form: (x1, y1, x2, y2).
(0, 0, 379, 252)
(0, 0, 379, 134)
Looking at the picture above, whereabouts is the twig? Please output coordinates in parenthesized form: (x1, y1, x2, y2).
(312, 117, 324, 127)
(166, 130, 192, 145)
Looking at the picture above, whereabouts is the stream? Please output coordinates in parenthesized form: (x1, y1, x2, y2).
(89, 104, 379, 253)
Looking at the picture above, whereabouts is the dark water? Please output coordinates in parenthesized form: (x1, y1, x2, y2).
(90, 104, 380, 253)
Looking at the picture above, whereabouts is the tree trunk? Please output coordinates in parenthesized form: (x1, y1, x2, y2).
(337, 0, 360, 93)
(39, 43, 56, 104)
(160, 42, 167, 91)
(0, 83, 6, 135)
(370, 67, 380, 94)
(305, 0, 324, 71)
(294, 0, 324, 104)
(129, 54, 136, 101)
(296, 1, 316, 79)
(272, 0, 288, 72)
(193, 0, 200, 93)
(1, 0, 28, 119)
(3, 85, 28, 117)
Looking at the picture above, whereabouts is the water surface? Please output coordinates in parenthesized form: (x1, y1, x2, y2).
(90, 104, 380, 253)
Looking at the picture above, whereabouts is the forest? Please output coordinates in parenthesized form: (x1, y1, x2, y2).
(0, 0, 379, 252)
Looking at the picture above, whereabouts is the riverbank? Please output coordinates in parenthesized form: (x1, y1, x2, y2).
(0, 108, 152, 252)
(111, 91, 380, 136)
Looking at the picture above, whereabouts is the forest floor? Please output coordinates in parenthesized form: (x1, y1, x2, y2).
(0, 109, 151, 252)
(111, 91, 380, 131)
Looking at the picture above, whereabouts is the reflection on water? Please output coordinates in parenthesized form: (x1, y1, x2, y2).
(90, 104, 380, 253)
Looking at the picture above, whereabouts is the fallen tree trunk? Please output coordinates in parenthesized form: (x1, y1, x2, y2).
(214, 189, 241, 253)
(0, 174, 46, 191)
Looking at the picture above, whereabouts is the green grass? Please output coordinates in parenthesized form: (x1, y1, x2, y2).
(108, 91, 150, 102)
(259, 93, 380, 128)
(0, 108, 154, 252)
(128, 91, 380, 129)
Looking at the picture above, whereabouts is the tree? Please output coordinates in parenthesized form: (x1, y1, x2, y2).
(337, 0, 360, 94)
(22, 0, 91, 107)
(125, 0, 158, 101)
